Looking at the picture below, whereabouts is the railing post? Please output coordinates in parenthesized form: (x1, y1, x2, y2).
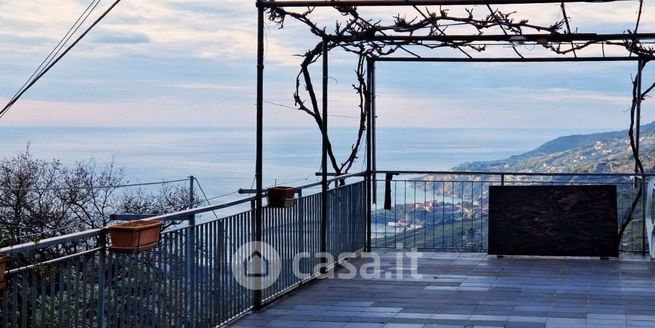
(187, 214, 197, 328)
(97, 232, 106, 328)
(189, 176, 195, 209)
(188, 176, 197, 325)
(500, 174, 505, 186)
(297, 189, 305, 276)
(366, 174, 372, 252)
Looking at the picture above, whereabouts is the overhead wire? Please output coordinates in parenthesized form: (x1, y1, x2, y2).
(203, 191, 240, 202)
(264, 99, 360, 118)
(192, 178, 220, 219)
(10, 0, 102, 103)
(0, 177, 188, 192)
(0, 0, 123, 120)
(11, 0, 102, 105)
(273, 174, 317, 187)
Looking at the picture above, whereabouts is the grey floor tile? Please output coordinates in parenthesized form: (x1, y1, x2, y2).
(230, 251, 655, 328)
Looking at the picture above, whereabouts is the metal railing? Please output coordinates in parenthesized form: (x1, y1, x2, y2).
(372, 170, 653, 253)
(1, 168, 652, 327)
(0, 174, 366, 328)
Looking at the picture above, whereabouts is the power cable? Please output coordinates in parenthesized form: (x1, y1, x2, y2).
(192, 177, 219, 219)
(204, 191, 240, 202)
(0, 177, 188, 192)
(10, 0, 102, 103)
(0, 0, 122, 120)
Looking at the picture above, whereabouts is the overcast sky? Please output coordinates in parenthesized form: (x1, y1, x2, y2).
(1, 0, 655, 130)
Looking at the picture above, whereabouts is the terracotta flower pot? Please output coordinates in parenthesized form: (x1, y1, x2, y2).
(0, 254, 8, 290)
(108, 220, 163, 253)
(267, 186, 296, 208)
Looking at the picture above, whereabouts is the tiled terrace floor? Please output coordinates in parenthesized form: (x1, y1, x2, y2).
(233, 251, 655, 328)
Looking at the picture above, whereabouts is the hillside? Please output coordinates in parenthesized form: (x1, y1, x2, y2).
(454, 122, 655, 173)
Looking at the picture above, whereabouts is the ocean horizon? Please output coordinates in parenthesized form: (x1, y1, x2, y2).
(0, 126, 604, 203)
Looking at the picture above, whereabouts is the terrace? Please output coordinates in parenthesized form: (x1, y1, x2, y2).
(2, 0, 655, 327)
(1, 171, 654, 327)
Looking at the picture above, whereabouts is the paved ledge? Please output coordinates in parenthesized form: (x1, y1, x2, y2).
(232, 251, 655, 328)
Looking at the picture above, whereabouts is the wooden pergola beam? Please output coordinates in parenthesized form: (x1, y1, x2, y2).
(257, 0, 631, 7)
(374, 56, 645, 62)
(328, 33, 655, 42)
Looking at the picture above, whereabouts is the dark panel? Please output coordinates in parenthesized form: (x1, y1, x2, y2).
(488, 185, 618, 257)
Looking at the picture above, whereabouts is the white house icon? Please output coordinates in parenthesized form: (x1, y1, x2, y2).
(244, 250, 269, 277)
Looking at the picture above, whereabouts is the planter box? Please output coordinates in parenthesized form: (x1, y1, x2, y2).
(267, 186, 296, 208)
(0, 254, 7, 290)
(108, 220, 163, 254)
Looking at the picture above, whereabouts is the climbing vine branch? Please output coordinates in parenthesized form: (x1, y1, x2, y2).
(267, 3, 655, 242)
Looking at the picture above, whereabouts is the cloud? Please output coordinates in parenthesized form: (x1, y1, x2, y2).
(512, 87, 631, 104)
(370, 84, 652, 129)
(174, 83, 248, 91)
(0, 0, 303, 65)
(1, 0, 654, 128)
(0, 97, 254, 127)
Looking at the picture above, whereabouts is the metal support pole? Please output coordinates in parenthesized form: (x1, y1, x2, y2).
(187, 214, 197, 327)
(253, 4, 265, 310)
(97, 233, 106, 328)
(320, 38, 329, 273)
(642, 177, 647, 255)
(501, 174, 505, 186)
(365, 58, 373, 252)
(216, 219, 224, 310)
(371, 59, 377, 204)
(189, 176, 195, 209)
(637, 60, 645, 255)
(636, 60, 643, 176)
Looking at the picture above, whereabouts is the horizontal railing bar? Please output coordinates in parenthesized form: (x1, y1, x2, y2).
(0, 228, 104, 255)
(109, 214, 157, 221)
(1, 201, 255, 255)
(1, 197, 255, 255)
(375, 170, 655, 177)
(7, 247, 101, 274)
(1, 175, 367, 255)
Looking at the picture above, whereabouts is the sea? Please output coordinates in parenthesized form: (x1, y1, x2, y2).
(0, 127, 600, 204)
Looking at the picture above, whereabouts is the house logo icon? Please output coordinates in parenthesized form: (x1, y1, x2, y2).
(244, 250, 269, 277)
(232, 241, 281, 290)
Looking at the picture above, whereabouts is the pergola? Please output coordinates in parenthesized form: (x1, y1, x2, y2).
(253, 0, 655, 309)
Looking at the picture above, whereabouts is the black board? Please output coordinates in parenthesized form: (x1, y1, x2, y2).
(488, 185, 618, 257)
